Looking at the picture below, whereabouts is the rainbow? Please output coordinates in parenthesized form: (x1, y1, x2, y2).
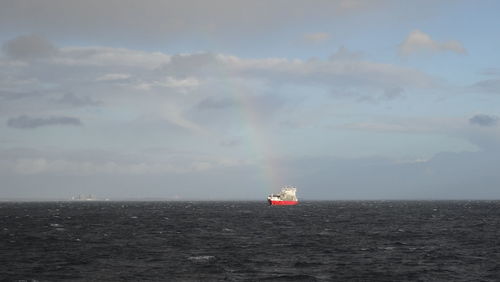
(230, 82, 285, 193)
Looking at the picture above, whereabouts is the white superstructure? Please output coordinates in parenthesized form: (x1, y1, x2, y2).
(267, 186, 298, 202)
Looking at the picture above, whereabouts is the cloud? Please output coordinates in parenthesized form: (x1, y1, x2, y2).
(341, 121, 419, 133)
(0, 90, 41, 101)
(3, 145, 500, 200)
(220, 138, 241, 147)
(0, 147, 248, 175)
(135, 76, 199, 91)
(470, 78, 500, 94)
(478, 68, 500, 76)
(345, 86, 404, 103)
(286, 150, 500, 199)
(2, 34, 58, 60)
(383, 86, 404, 99)
(7, 158, 209, 175)
(159, 50, 435, 90)
(54, 46, 170, 68)
(399, 30, 466, 56)
(197, 97, 235, 110)
(337, 115, 500, 153)
(329, 46, 363, 61)
(0, 41, 441, 136)
(2, 38, 437, 93)
(339, 117, 464, 133)
(7, 115, 82, 129)
(54, 93, 100, 107)
(0, 1, 382, 43)
(96, 73, 131, 82)
(3, 150, 500, 200)
(303, 32, 331, 44)
(469, 114, 499, 127)
(162, 52, 222, 77)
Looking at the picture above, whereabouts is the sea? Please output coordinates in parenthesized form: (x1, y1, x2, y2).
(1, 201, 500, 281)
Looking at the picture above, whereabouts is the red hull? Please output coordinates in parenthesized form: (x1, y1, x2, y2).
(268, 199, 298, 205)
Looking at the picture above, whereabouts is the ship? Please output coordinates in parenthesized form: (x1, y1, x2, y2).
(71, 194, 97, 201)
(267, 186, 298, 205)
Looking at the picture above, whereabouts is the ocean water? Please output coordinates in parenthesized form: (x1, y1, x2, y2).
(1, 201, 500, 281)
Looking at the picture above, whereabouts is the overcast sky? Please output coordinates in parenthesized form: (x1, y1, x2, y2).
(1, 0, 500, 200)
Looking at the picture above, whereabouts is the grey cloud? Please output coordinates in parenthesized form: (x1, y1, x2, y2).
(331, 86, 404, 103)
(197, 97, 235, 110)
(188, 87, 285, 131)
(0, 147, 152, 164)
(0, 147, 248, 178)
(329, 46, 363, 61)
(0, 90, 41, 101)
(383, 87, 404, 100)
(0, 90, 52, 118)
(3, 149, 499, 200)
(0, 1, 384, 44)
(288, 150, 500, 200)
(471, 78, 500, 94)
(2, 34, 58, 60)
(330, 89, 360, 99)
(162, 52, 221, 77)
(220, 138, 241, 147)
(469, 114, 498, 127)
(479, 68, 500, 76)
(459, 116, 500, 151)
(7, 115, 82, 129)
(54, 93, 100, 107)
(247, 94, 285, 117)
(356, 86, 404, 103)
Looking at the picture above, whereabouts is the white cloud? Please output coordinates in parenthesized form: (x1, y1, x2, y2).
(54, 46, 170, 68)
(0, 40, 441, 137)
(399, 30, 466, 56)
(96, 73, 131, 81)
(4, 158, 241, 175)
(135, 76, 199, 91)
(9, 158, 178, 175)
(0, 148, 250, 175)
(159, 51, 435, 89)
(5, 42, 433, 93)
(303, 32, 331, 44)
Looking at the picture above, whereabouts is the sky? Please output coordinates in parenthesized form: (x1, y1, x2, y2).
(1, 0, 500, 200)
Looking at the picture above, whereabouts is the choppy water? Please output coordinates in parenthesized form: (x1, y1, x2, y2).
(1, 201, 500, 281)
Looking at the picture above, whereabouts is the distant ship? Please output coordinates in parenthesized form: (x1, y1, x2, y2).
(71, 194, 97, 201)
(267, 186, 298, 205)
